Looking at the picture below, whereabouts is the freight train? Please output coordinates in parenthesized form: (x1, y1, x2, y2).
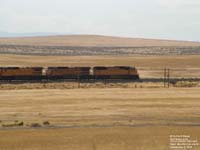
(0, 66, 139, 81)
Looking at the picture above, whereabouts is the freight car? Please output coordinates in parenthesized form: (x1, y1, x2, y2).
(45, 67, 91, 80)
(0, 67, 43, 80)
(93, 66, 139, 80)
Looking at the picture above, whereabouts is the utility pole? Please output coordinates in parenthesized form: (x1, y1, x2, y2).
(164, 68, 166, 88)
(77, 73, 80, 88)
(167, 68, 170, 88)
(164, 68, 170, 88)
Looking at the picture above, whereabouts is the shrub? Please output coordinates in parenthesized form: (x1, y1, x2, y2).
(43, 121, 50, 126)
(1, 121, 23, 127)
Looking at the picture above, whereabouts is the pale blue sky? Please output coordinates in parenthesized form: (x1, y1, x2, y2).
(0, 0, 200, 41)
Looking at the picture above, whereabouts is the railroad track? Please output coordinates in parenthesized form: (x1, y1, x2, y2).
(0, 78, 200, 84)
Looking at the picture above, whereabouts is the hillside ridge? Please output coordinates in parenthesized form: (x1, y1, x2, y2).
(0, 35, 200, 47)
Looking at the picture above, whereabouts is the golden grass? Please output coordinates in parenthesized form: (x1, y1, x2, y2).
(1, 54, 200, 78)
(0, 81, 200, 150)
(0, 126, 200, 150)
(1, 35, 200, 47)
(0, 87, 200, 150)
(0, 54, 200, 68)
(0, 53, 200, 150)
(0, 88, 200, 127)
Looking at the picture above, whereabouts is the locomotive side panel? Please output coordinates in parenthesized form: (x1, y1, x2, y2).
(46, 67, 90, 79)
(0, 67, 43, 80)
(46, 67, 90, 76)
(93, 66, 139, 79)
(93, 66, 138, 75)
(0, 67, 43, 76)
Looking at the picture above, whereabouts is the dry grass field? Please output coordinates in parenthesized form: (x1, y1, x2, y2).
(0, 53, 200, 149)
(0, 54, 200, 78)
(1, 54, 200, 68)
(0, 88, 200, 150)
(0, 88, 200, 126)
(0, 126, 200, 150)
(1, 35, 200, 47)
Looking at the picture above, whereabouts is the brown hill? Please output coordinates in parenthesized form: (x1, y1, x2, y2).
(0, 35, 200, 47)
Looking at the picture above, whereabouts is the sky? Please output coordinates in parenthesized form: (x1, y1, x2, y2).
(0, 0, 200, 41)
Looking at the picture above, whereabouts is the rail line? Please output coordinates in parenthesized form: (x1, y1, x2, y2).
(0, 78, 200, 84)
